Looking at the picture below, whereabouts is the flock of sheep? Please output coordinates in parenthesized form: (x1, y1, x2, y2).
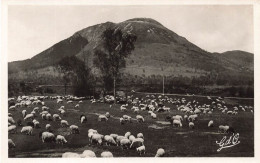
(8, 93, 253, 157)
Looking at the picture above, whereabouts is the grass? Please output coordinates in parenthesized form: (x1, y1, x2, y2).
(8, 93, 254, 157)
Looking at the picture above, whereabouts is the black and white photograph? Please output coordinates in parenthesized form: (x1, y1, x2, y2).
(1, 0, 260, 160)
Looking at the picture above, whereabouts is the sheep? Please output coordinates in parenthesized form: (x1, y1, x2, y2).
(79, 100, 83, 103)
(33, 121, 40, 128)
(9, 105, 16, 110)
(41, 114, 47, 120)
(67, 100, 73, 104)
(155, 148, 165, 157)
(116, 136, 127, 145)
(134, 108, 140, 114)
(188, 114, 198, 122)
(163, 106, 170, 112)
(39, 131, 55, 143)
(173, 119, 182, 127)
(110, 134, 118, 140)
(62, 152, 81, 158)
(104, 135, 117, 146)
(46, 113, 52, 121)
(172, 115, 183, 121)
(75, 104, 79, 108)
(8, 125, 17, 134)
(130, 139, 144, 149)
(227, 111, 233, 115)
(124, 132, 131, 138)
(57, 99, 63, 104)
(119, 117, 126, 125)
(70, 125, 79, 134)
(88, 129, 98, 134)
(129, 135, 136, 142)
(189, 122, 195, 129)
(101, 151, 113, 157)
(120, 105, 127, 111)
(53, 114, 61, 121)
(22, 110, 27, 118)
(123, 115, 132, 123)
(137, 133, 144, 139)
(21, 126, 33, 135)
(151, 112, 157, 119)
(105, 112, 110, 118)
(136, 145, 146, 155)
(98, 115, 108, 122)
(91, 134, 103, 145)
(81, 150, 96, 158)
(88, 132, 95, 142)
(136, 115, 145, 123)
(46, 124, 51, 131)
(8, 122, 11, 126)
(120, 138, 131, 149)
(80, 115, 87, 124)
(8, 116, 15, 124)
(219, 125, 229, 133)
(56, 135, 67, 144)
(8, 139, 16, 149)
(208, 120, 214, 127)
(24, 114, 34, 121)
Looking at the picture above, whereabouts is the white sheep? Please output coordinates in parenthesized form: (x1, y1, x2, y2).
(40, 131, 55, 143)
(151, 112, 157, 119)
(8, 116, 15, 124)
(208, 120, 214, 127)
(80, 115, 87, 124)
(9, 105, 16, 110)
(46, 124, 51, 131)
(98, 115, 108, 122)
(24, 114, 34, 121)
(136, 145, 146, 155)
(62, 152, 80, 158)
(75, 104, 79, 108)
(124, 131, 131, 138)
(104, 135, 117, 146)
(56, 135, 67, 144)
(173, 119, 182, 127)
(219, 125, 229, 133)
(130, 138, 144, 149)
(120, 138, 131, 149)
(137, 133, 144, 139)
(60, 120, 69, 127)
(88, 129, 98, 134)
(22, 110, 27, 118)
(8, 125, 17, 134)
(81, 150, 96, 158)
(189, 122, 195, 129)
(136, 115, 145, 123)
(8, 139, 15, 148)
(116, 136, 127, 145)
(91, 134, 103, 145)
(110, 134, 118, 140)
(70, 125, 79, 134)
(46, 113, 52, 121)
(129, 135, 136, 142)
(101, 151, 113, 157)
(155, 148, 165, 157)
(53, 114, 61, 121)
(21, 126, 33, 135)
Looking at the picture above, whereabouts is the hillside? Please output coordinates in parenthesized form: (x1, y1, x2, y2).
(8, 18, 254, 96)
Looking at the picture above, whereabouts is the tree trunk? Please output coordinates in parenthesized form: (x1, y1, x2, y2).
(114, 77, 116, 104)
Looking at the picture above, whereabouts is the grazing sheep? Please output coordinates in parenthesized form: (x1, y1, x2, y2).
(8, 116, 15, 124)
(208, 120, 214, 127)
(130, 139, 144, 149)
(75, 104, 79, 108)
(8, 139, 16, 149)
(33, 121, 40, 128)
(46, 113, 52, 121)
(98, 115, 108, 122)
(172, 115, 183, 121)
(62, 152, 80, 158)
(88, 129, 98, 134)
(110, 134, 118, 140)
(116, 136, 127, 145)
(119, 117, 126, 125)
(80, 115, 87, 124)
(91, 134, 103, 145)
(151, 112, 157, 119)
(53, 114, 61, 121)
(8, 125, 17, 134)
(137, 133, 144, 139)
(21, 126, 33, 135)
(155, 148, 165, 157)
(129, 135, 136, 142)
(189, 122, 195, 129)
(136, 115, 145, 123)
(105, 112, 110, 118)
(173, 119, 182, 127)
(46, 124, 51, 131)
(188, 114, 198, 122)
(123, 115, 132, 123)
(219, 125, 229, 133)
(120, 138, 131, 149)
(104, 135, 117, 146)
(24, 114, 34, 121)
(60, 120, 69, 127)
(56, 135, 67, 144)
(70, 125, 79, 134)
(22, 110, 27, 118)
(136, 145, 146, 155)
(9, 105, 16, 110)
(39, 131, 55, 143)
(101, 151, 113, 157)
(124, 132, 131, 138)
(81, 150, 96, 158)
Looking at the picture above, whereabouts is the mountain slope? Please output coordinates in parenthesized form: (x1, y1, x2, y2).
(8, 18, 253, 80)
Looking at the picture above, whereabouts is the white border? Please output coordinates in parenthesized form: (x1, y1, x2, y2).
(1, 0, 260, 163)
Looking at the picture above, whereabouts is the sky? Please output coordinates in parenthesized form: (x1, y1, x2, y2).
(8, 5, 253, 62)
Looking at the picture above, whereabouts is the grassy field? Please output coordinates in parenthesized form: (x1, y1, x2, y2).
(8, 93, 254, 157)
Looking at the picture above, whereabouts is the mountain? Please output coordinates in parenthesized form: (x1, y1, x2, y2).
(8, 18, 253, 83)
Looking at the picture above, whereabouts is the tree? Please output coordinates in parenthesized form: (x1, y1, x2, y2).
(94, 28, 137, 103)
